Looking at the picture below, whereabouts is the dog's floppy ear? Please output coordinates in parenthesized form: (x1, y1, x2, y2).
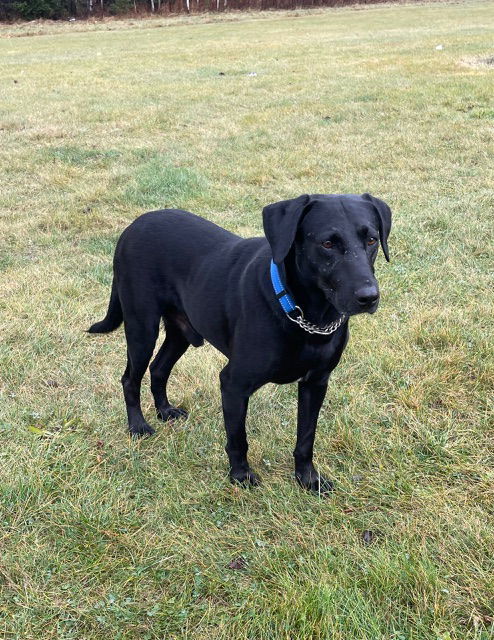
(362, 193, 392, 262)
(262, 194, 311, 264)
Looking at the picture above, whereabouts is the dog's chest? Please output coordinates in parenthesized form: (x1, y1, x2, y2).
(270, 340, 333, 385)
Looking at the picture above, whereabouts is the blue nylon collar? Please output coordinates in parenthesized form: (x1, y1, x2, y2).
(270, 260, 297, 315)
(270, 259, 347, 335)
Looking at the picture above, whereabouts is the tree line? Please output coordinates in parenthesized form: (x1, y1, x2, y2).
(1, 0, 384, 20)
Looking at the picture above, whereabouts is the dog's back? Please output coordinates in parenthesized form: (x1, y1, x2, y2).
(88, 209, 268, 354)
(116, 209, 237, 278)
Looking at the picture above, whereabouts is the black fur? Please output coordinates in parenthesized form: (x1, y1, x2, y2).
(88, 193, 392, 494)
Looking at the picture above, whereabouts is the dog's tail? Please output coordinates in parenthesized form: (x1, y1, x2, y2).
(87, 278, 123, 334)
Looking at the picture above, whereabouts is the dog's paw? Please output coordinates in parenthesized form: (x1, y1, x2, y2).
(230, 469, 261, 488)
(296, 469, 334, 496)
(156, 405, 188, 422)
(128, 421, 155, 438)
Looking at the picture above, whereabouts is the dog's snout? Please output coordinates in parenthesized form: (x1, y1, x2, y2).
(354, 286, 379, 307)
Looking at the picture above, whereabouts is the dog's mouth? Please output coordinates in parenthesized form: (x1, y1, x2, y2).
(360, 299, 380, 315)
(320, 283, 348, 316)
(342, 298, 380, 317)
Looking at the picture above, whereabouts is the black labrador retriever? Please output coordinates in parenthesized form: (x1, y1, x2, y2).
(88, 193, 391, 494)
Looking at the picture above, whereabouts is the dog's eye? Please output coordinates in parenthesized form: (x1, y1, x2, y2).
(322, 240, 333, 249)
(368, 237, 378, 246)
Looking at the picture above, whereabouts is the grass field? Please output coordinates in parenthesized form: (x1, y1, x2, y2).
(1, 2, 494, 638)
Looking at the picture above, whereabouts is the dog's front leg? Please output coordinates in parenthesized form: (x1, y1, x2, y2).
(294, 379, 334, 495)
(220, 367, 260, 487)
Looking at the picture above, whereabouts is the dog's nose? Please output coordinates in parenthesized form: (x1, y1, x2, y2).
(354, 286, 379, 307)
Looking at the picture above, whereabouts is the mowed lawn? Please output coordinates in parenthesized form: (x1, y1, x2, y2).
(0, 2, 493, 638)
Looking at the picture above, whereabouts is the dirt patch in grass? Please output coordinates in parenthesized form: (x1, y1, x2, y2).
(460, 54, 494, 69)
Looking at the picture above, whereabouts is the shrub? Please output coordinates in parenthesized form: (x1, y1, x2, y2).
(11, 0, 68, 19)
(109, 0, 134, 14)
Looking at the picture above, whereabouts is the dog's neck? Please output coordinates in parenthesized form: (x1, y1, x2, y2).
(283, 252, 341, 326)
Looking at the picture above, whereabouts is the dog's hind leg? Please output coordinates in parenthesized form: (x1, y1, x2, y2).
(150, 321, 189, 422)
(122, 313, 160, 437)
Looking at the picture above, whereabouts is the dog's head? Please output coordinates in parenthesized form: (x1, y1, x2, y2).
(263, 193, 392, 316)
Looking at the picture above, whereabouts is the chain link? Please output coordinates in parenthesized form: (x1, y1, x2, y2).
(286, 306, 347, 335)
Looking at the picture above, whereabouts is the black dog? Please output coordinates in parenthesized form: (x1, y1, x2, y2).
(88, 193, 391, 494)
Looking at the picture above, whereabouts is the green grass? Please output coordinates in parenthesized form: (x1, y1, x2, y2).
(1, 2, 494, 638)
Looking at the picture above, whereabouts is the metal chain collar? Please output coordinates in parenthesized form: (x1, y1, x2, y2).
(286, 306, 347, 336)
